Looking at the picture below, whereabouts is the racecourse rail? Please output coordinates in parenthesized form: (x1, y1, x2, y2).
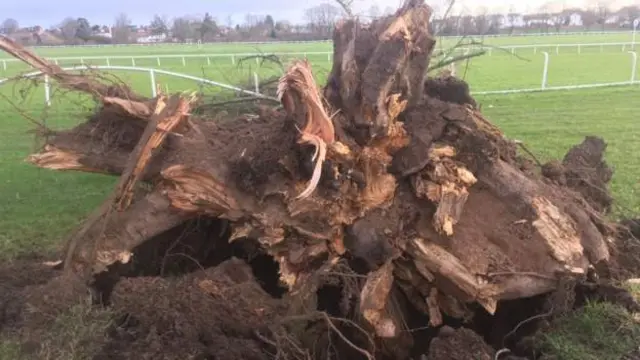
(1, 54, 639, 107)
(1, 41, 640, 69)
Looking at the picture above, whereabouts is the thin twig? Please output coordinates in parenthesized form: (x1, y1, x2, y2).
(515, 141, 543, 167)
(502, 307, 554, 348)
(428, 50, 486, 72)
(321, 313, 375, 360)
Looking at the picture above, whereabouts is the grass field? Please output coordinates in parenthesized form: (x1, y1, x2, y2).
(1, 34, 640, 260)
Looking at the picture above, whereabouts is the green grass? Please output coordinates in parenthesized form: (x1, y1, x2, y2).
(0, 342, 22, 360)
(0, 301, 114, 360)
(536, 301, 640, 360)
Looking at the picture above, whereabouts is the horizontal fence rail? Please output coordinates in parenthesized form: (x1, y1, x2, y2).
(0, 65, 278, 104)
(1, 50, 639, 105)
(1, 41, 640, 66)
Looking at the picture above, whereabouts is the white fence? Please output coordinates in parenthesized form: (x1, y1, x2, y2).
(1, 49, 639, 105)
(0, 65, 278, 106)
(1, 41, 638, 71)
(473, 50, 639, 95)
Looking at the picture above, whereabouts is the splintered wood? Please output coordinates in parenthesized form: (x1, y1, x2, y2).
(1, 0, 619, 356)
(411, 144, 477, 236)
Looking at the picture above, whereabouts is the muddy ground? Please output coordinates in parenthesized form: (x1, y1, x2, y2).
(2, 218, 640, 360)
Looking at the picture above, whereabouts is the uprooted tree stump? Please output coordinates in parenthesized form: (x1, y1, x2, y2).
(0, 1, 625, 358)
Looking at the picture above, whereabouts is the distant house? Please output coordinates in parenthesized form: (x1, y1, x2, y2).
(136, 31, 167, 43)
(606, 15, 622, 25)
(93, 26, 112, 39)
(560, 9, 583, 27)
(567, 13, 582, 26)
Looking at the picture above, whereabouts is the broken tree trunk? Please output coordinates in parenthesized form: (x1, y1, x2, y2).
(1, 0, 616, 357)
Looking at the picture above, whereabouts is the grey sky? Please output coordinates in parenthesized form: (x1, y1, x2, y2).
(2, 0, 638, 28)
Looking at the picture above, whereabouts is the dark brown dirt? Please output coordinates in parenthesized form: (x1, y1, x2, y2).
(427, 327, 494, 360)
(561, 136, 613, 214)
(608, 218, 640, 280)
(0, 257, 57, 333)
(97, 258, 286, 360)
(424, 75, 477, 108)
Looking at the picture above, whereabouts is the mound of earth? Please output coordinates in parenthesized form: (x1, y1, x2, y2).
(1, 0, 640, 359)
(98, 258, 284, 360)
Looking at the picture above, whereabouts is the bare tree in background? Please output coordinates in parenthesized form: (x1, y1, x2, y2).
(384, 6, 395, 16)
(305, 3, 341, 37)
(334, 0, 354, 17)
(474, 6, 490, 35)
(59, 18, 79, 43)
(488, 13, 504, 34)
(112, 13, 132, 44)
(172, 17, 196, 42)
(594, 2, 609, 31)
(619, 5, 640, 26)
(580, 9, 597, 30)
(1, 18, 19, 34)
(552, 12, 566, 32)
(538, 3, 552, 33)
(507, 8, 520, 34)
(368, 5, 381, 20)
(150, 15, 169, 36)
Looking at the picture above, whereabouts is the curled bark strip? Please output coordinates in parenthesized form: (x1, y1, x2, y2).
(278, 60, 336, 200)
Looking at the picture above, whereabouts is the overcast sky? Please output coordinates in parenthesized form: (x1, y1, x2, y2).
(2, 0, 639, 28)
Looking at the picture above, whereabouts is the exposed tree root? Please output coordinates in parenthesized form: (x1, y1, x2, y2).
(1, 0, 634, 358)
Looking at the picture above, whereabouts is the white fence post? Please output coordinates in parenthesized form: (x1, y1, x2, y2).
(255, 57, 259, 65)
(629, 51, 638, 82)
(54, 59, 59, 65)
(131, 57, 136, 66)
(44, 74, 51, 107)
(623, 44, 626, 51)
(534, 46, 537, 54)
(327, 52, 331, 62)
(511, 47, 515, 55)
(80, 57, 85, 65)
(149, 69, 157, 97)
(157, 57, 161, 66)
(207, 57, 211, 66)
(2, 60, 6, 71)
(231, 55, 235, 65)
(253, 72, 260, 93)
(556, 45, 559, 55)
(541, 52, 550, 89)
(182, 56, 186, 66)
(106, 57, 110, 66)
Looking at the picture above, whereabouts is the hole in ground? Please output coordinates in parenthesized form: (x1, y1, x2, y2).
(92, 216, 287, 304)
(468, 293, 549, 358)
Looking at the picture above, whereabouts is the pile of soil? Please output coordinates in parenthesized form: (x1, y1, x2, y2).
(1, 2, 640, 359)
(99, 258, 284, 360)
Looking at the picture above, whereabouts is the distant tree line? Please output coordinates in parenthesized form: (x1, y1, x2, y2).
(1, 2, 640, 46)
